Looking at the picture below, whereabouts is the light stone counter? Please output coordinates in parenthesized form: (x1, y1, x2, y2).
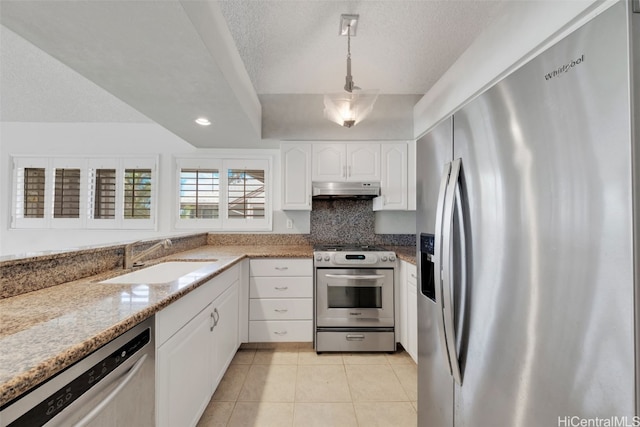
(0, 244, 313, 406)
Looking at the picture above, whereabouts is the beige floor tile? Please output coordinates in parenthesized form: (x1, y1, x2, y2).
(231, 348, 256, 364)
(253, 348, 299, 365)
(295, 365, 351, 402)
(238, 364, 298, 402)
(196, 401, 235, 427)
(343, 352, 390, 365)
(297, 350, 344, 365)
(240, 342, 259, 350)
(345, 365, 409, 402)
(385, 350, 415, 365)
(212, 364, 250, 402)
(257, 341, 303, 350)
(391, 363, 418, 401)
(227, 402, 294, 427)
(354, 402, 417, 427)
(293, 403, 358, 427)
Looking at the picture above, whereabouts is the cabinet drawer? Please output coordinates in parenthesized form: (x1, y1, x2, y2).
(250, 259, 312, 277)
(249, 298, 313, 321)
(249, 320, 313, 342)
(250, 277, 313, 298)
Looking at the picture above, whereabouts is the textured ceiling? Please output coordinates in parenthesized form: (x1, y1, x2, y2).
(219, 1, 506, 94)
(0, 0, 507, 147)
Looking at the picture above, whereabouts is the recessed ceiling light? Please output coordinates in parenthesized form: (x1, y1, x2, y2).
(195, 117, 211, 126)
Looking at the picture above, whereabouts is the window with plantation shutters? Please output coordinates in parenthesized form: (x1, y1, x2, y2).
(11, 156, 157, 230)
(124, 169, 152, 219)
(23, 168, 46, 218)
(227, 169, 265, 219)
(179, 169, 219, 219)
(91, 169, 116, 219)
(53, 168, 81, 218)
(175, 156, 271, 230)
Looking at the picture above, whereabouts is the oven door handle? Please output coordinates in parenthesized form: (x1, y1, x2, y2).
(324, 274, 386, 280)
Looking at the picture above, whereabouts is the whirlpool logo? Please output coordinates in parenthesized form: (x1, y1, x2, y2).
(544, 54, 585, 81)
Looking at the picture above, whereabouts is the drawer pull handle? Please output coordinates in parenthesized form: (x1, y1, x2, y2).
(274, 331, 288, 335)
(410, 274, 418, 279)
(275, 267, 289, 271)
(346, 334, 365, 341)
(275, 286, 289, 291)
(274, 309, 288, 313)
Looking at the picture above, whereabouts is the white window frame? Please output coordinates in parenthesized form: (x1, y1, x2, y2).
(10, 155, 158, 230)
(12, 157, 50, 229)
(87, 158, 120, 229)
(174, 158, 222, 229)
(221, 158, 271, 231)
(50, 158, 87, 229)
(121, 157, 158, 231)
(174, 155, 272, 231)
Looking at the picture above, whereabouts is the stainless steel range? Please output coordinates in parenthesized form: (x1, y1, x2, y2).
(314, 245, 396, 352)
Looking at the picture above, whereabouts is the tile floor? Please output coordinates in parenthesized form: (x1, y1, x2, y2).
(196, 342, 418, 427)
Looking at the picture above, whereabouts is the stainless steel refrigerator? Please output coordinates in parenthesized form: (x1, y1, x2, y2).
(416, 2, 639, 426)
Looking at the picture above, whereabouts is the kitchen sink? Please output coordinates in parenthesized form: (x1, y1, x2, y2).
(99, 261, 218, 284)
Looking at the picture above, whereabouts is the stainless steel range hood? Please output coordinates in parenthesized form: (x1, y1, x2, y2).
(312, 182, 380, 200)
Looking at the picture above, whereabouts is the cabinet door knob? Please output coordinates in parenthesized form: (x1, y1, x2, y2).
(274, 309, 288, 313)
(275, 286, 289, 291)
(274, 331, 288, 336)
(275, 266, 289, 271)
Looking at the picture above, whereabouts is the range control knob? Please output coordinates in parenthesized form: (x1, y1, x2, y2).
(315, 254, 323, 261)
(324, 255, 331, 261)
(381, 255, 388, 262)
(389, 254, 396, 262)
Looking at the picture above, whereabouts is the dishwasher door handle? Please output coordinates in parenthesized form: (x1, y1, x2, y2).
(73, 354, 148, 427)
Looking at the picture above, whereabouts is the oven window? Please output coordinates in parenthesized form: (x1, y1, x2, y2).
(328, 286, 382, 308)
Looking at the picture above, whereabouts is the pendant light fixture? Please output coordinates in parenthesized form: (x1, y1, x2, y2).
(323, 14, 379, 128)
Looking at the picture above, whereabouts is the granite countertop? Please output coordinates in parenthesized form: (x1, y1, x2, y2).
(388, 246, 417, 265)
(0, 244, 313, 407)
(0, 243, 417, 407)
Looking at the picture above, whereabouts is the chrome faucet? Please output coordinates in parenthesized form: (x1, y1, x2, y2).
(124, 239, 172, 269)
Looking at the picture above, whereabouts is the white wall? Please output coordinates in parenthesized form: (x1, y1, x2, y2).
(414, 0, 615, 137)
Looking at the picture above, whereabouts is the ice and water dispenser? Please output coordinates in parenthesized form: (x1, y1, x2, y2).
(420, 233, 436, 302)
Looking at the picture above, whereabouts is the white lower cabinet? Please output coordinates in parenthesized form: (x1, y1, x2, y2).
(211, 283, 239, 388)
(399, 260, 418, 363)
(156, 265, 240, 427)
(157, 304, 213, 427)
(249, 258, 313, 342)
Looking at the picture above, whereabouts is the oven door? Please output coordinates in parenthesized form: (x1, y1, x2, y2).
(316, 268, 394, 328)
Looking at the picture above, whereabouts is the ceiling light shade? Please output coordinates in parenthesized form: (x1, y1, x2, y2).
(323, 89, 378, 128)
(324, 14, 378, 128)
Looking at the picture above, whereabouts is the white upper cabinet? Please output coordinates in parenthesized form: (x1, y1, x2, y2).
(374, 142, 408, 211)
(281, 143, 312, 210)
(312, 143, 380, 182)
(407, 140, 417, 211)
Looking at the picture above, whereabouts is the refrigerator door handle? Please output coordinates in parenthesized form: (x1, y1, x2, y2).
(442, 158, 463, 385)
(434, 160, 453, 375)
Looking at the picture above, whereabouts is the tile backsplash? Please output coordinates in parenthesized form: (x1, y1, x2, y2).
(310, 199, 414, 246)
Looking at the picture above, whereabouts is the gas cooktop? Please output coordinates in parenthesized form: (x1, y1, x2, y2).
(313, 244, 389, 252)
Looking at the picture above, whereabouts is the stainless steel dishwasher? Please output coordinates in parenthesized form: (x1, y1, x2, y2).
(0, 317, 155, 427)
